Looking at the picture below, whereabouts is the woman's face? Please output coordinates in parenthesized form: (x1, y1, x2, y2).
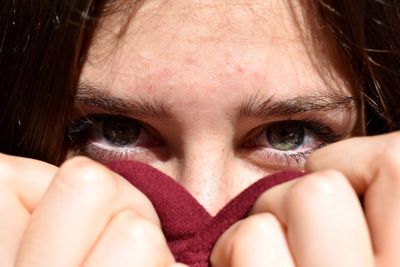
(74, 0, 357, 214)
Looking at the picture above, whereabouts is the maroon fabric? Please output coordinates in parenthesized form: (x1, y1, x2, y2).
(107, 161, 303, 267)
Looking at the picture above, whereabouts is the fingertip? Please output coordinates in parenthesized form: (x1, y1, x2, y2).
(84, 209, 174, 267)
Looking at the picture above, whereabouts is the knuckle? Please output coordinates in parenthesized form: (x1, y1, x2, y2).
(378, 134, 400, 172)
(290, 170, 348, 203)
(387, 131, 400, 147)
(114, 210, 164, 244)
(0, 155, 16, 186)
(216, 213, 282, 265)
(233, 213, 280, 244)
(58, 156, 117, 202)
(241, 213, 279, 233)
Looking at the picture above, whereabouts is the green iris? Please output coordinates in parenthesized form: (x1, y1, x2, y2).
(267, 122, 305, 151)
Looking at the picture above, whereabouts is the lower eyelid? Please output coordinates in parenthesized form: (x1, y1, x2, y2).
(247, 152, 308, 170)
(249, 148, 316, 169)
(91, 141, 146, 152)
(71, 115, 333, 168)
(78, 142, 147, 162)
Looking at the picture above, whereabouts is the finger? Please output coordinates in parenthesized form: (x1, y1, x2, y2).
(0, 153, 58, 210)
(306, 132, 400, 265)
(0, 154, 57, 267)
(84, 209, 175, 267)
(15, 156, 160, 267)
(0, 183, 29, 267)
(250, 170, 374, 267)
(211, 213, 295, 267)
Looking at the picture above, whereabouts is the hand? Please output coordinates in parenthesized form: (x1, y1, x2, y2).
(210, 132, 400, 267)
(0, 154, 185, 267)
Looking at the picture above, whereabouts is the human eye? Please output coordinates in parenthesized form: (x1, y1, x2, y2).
(242, 120, 341, 169)
(68, 114, 162, 162)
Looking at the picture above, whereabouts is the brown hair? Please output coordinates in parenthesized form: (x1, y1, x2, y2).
(316, 0, 400, 134)
(1, 0, 400, 165)
(0, 0, 105, 164)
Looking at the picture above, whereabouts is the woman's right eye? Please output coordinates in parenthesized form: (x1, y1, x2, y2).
(97, 116, 141, 146)
(69, 114, 161, 160)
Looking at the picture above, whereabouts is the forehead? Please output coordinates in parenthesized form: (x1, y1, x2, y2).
(95, 0, 304, 46)
(82, 0, 350, 103)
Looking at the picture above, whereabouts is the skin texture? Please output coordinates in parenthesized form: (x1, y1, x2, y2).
(0, 155, 181, 267)
(211, 133, 400, 267)
(1, 0, 399, 266)
(78, 0, 356, 214)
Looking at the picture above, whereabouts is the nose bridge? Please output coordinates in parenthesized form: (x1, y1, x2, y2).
(176, 136, 233, 215)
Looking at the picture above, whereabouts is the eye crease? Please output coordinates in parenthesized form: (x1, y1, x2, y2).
(70, 85, 356, 169)
(69, 113, 342, 168)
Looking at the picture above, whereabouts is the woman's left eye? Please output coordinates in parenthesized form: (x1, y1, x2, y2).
(266, 121, 307, 151)
(244, 120, 340, 166)
(69, 114, 160, 160)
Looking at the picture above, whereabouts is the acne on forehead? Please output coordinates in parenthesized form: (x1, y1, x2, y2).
(82, 0, 351, 101)
(90, 0, 307, 55)
(74, 1, 359, 209)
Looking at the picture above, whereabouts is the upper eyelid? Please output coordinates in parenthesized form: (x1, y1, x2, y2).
(78, 114, 163, 140)
(71, 113, 342, 147)
(72, 113, 146, 129)
(244, 120, 341, 146)
(70, 115, 326, 168)
(74, 94, 354, 138)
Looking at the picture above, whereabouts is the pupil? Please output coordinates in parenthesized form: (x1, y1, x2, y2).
(267, 122, 304, 151)
(102, 117, 140, 146)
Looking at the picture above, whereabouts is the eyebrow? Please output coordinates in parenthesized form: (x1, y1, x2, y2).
(75, 83, 171, 119)
(76, 82, 357, 120)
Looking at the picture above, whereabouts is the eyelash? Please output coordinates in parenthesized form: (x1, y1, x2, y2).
(68, 114, 341, 167)
(242, 119, 341, 167)
(69, 114, 161, 161)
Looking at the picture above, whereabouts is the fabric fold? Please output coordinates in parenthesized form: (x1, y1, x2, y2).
(107, 161, 303, 267)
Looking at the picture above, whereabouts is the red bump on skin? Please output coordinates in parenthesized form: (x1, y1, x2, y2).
(184, 56, 197, 65)
(158, 68, 175, 80)
(236, 65, 245, 74)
